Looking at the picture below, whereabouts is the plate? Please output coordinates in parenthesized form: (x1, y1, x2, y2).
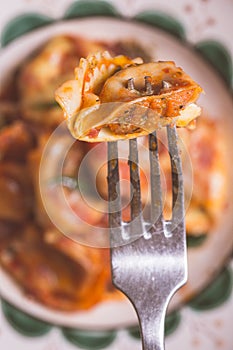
(0, 18, 233, 330)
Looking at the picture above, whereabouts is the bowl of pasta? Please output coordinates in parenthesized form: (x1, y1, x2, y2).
(0, 18, 232, 329)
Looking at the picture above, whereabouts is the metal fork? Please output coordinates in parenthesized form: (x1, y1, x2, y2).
(107, 78, 187, 350)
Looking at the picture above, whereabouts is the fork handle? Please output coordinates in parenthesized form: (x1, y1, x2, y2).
(140, 312, 165, 350)
(134, 295, 171, 350)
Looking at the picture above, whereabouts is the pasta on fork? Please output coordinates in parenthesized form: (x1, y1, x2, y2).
(55, 51, 202, 141)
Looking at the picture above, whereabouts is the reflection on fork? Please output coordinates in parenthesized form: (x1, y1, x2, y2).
(107, 124, 187, 350)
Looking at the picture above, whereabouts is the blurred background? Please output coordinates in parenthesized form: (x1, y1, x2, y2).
(0, 1, 232, 349)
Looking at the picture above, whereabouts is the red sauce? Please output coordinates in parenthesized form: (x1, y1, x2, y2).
(87, 128, 100, 139)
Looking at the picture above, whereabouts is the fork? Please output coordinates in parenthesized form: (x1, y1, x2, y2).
(107, 78, 187, 350)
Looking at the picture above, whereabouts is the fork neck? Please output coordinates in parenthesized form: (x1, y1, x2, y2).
(139, 307, 166, 350)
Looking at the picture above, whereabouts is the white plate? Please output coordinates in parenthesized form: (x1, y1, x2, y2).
(0, 18, 233, 330)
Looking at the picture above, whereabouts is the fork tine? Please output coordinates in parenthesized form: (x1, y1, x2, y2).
(128, 139, 143, 234)
(167, 125, 185, 224)
(149, 132, 163, 227)
(144, 76, 153, 95)
(127, 78, 135, 91)
(107, 142, 122, 243)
